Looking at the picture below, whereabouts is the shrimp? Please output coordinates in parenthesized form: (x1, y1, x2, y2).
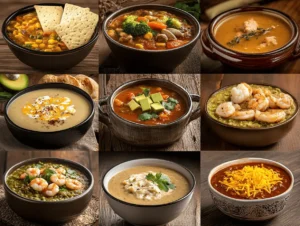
(43, 183, 59, 197)
(248, 93, 269, 111)
(233, 104, 241, 111)
(19, 173, 27, 179)
(26, 168, 40, 177)
(66, 179, 82, 190)
(56, 167, 66, 175)
(30, 178, 48, 192)
(230, 110, 255, 120)
(231, 83, 252, 104)
(268, 95, 278, 109)
(255, 109, 286, 123)
(276, 93, 293, 109)
(50, 174, 66, 186)
(216, 102, 235, 118)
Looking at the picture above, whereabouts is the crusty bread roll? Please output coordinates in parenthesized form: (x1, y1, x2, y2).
(75, 74, 99, 100)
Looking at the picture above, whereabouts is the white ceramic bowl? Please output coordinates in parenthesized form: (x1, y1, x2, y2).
(208, 158, 294, 221)
(102, 158, 196, 226)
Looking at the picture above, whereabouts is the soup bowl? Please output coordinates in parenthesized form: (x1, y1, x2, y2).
(201, 7, 300, 70)
(103, 4, 201, 72)
(2, 3, 99, 70)
(4, 157, 94, 223)
(98, 78, 200, 146)
(4, 83, 95, 148)
(208, 158, 294, 221)
(103, 158, 196, 226)
(205, 83, 298, 147)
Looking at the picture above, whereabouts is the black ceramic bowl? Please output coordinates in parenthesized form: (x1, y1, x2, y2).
(103, 4, 201, 72)
(2, 3, 99, 70)
(4, 83, 95, 148)
(4, 158, 94, 224)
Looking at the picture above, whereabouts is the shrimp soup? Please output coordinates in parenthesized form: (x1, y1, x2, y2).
(6, 162, 89, 201)
(214, 12, 292, 53)
(207, 84, 296, 128)
(7, 88, 91, 132)
(108, 166, 190, 205)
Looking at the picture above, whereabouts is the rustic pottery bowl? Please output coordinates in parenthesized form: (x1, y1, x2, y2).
(2, 3, 99, 70)
(4, 83, 95, 148)
(98, 78, 200, 146)
(4, 157, 94, 223)
(208, 158, 294, 221)
(103, 4, 201, 72)
(201, 7, 300, 70)
(103, 158, 196, 226)
(205, 83, 298, 147)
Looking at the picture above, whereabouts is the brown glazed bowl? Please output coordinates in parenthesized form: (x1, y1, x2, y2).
(2, 3, 99, 70)
(205, 84, 299, 147)
(99, 78, 200, 146)
(103, 4, 201, 72)
(201, 7, 300, 70)
(4, 158, 94, 224)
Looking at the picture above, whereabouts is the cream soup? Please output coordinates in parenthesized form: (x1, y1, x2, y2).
(8, 89, 91, 132)
(108, 166, 190, 205)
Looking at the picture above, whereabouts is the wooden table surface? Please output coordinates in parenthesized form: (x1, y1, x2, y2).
(98, 0, 201, 74)
(0, 150, 99, 226)
(0, 0, 99, 74)
(201, 74, 300, 151)
(201, 151, 300, 226)
(99, 151, 200, 226)
(200, 0, 300, 74)
(98, 74, 200, 151)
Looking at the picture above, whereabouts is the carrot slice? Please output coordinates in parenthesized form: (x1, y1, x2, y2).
(166, 40, 185, 49)
(148, 21, 167, 30)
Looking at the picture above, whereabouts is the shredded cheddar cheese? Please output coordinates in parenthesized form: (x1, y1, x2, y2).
(219, 164, 283, 198)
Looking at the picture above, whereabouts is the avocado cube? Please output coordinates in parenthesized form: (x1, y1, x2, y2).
(134, 94, 146, 103)
(128, 100, 140, 111)
(147, 97, 153, 104)
(151, 103, 165, 112)
(140, 98, 151, 111)
(151, 93, 163, 103)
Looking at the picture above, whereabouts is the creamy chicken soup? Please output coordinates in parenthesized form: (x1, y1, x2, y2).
(8, 89, 91, 132)
(108, 166, 190, 205)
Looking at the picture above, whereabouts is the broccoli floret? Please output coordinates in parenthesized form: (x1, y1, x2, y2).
(122, 15, 151, 36)
(166, 18, 182, 29)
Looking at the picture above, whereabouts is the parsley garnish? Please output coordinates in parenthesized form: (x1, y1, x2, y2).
(41, 168, 56, 182)
(146, 172, 175, 192)
(138, 112, 158, 121)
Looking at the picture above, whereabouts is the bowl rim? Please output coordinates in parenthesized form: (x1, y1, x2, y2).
(1, 3, 99, 55)
(102, 4, 201, 53)
(108, 78, 195, 128)
(205, 82, 299, 130)
(4, 82, 95, 134)
(102, 158, 196, 207)
(208, 157, 294, 202)
(208, 6, 299, 56)
(4, 157, 94, 204)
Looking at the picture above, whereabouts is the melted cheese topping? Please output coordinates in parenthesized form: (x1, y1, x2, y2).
(219, 164, 283, 198)
(22, 96, 76, 124)
(122, 172, 173, 201)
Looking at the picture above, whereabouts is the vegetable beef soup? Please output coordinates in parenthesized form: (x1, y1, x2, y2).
(214, 12, 292, 53)
(8, 89, 91, 132)
(113, 85, 186, 125)
(6, 162, 89, 201)
(107, 9, 194, 50)
(108, 166, 190, 205)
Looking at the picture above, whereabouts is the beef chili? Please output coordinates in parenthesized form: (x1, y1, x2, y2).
(113, 85, 186, 125)
(211, 162, 291, 200)
(106, 9, 194, 50)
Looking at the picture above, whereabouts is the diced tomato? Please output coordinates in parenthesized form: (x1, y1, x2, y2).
(159, 112, 170, 121)
(167, 40, 185, 49)
(114, 98, 124, 107)
(127, 92, 135, 101)
(175, 104, 181, 111)
(162, 94, 169, 100)
(156, 87, 162, 91)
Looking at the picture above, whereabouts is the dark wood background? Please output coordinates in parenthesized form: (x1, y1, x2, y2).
(0, 0, 99, 74)
(201, 74, 300, 151)
(98, 74, 200, 151)
(201, 0, 300, 74)
(201, 151, 300, 226)
(99, 151, 200, 226)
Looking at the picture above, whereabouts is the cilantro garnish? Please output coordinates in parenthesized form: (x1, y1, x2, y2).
(162, 97, 179, 110)
(138, 112, 158, 121)
(146, 172, 175, 192)
(41, 168, 56, 182)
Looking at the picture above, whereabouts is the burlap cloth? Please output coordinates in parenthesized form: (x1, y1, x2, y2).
(0, 185, 99, 226)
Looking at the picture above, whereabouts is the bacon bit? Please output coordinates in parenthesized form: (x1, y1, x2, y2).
(114, 98, 124, 107)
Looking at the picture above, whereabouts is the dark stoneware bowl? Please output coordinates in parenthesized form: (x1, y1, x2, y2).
(201, 7, 300, 70)
(2, 3, 99, 70)
(99, 78, 200, 146)
(103, 4, 201, 72)
(4, 83, 95, 149)
(4, 158, 94, 224)
(205, 83, 299, 147)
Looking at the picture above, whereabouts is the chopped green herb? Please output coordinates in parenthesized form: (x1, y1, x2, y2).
(138, 112, 158, 121)
(175, 1, 200, 20)
(41, 168, 56, 182)
(141, 88, 150, 97)
(162, 97, 179, 110)
(146, 172, 176, 192)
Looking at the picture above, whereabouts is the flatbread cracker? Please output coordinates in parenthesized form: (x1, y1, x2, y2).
(34, 5, 63, 32)
(60, 3, 90, 24)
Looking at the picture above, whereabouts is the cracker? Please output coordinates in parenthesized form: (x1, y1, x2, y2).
(34, 5, 63, 32)
(60, 3, 90, 24)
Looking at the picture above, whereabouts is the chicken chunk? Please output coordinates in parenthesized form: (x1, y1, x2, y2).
(258, 36, 278, 49)
(243, 18, 258, 33)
